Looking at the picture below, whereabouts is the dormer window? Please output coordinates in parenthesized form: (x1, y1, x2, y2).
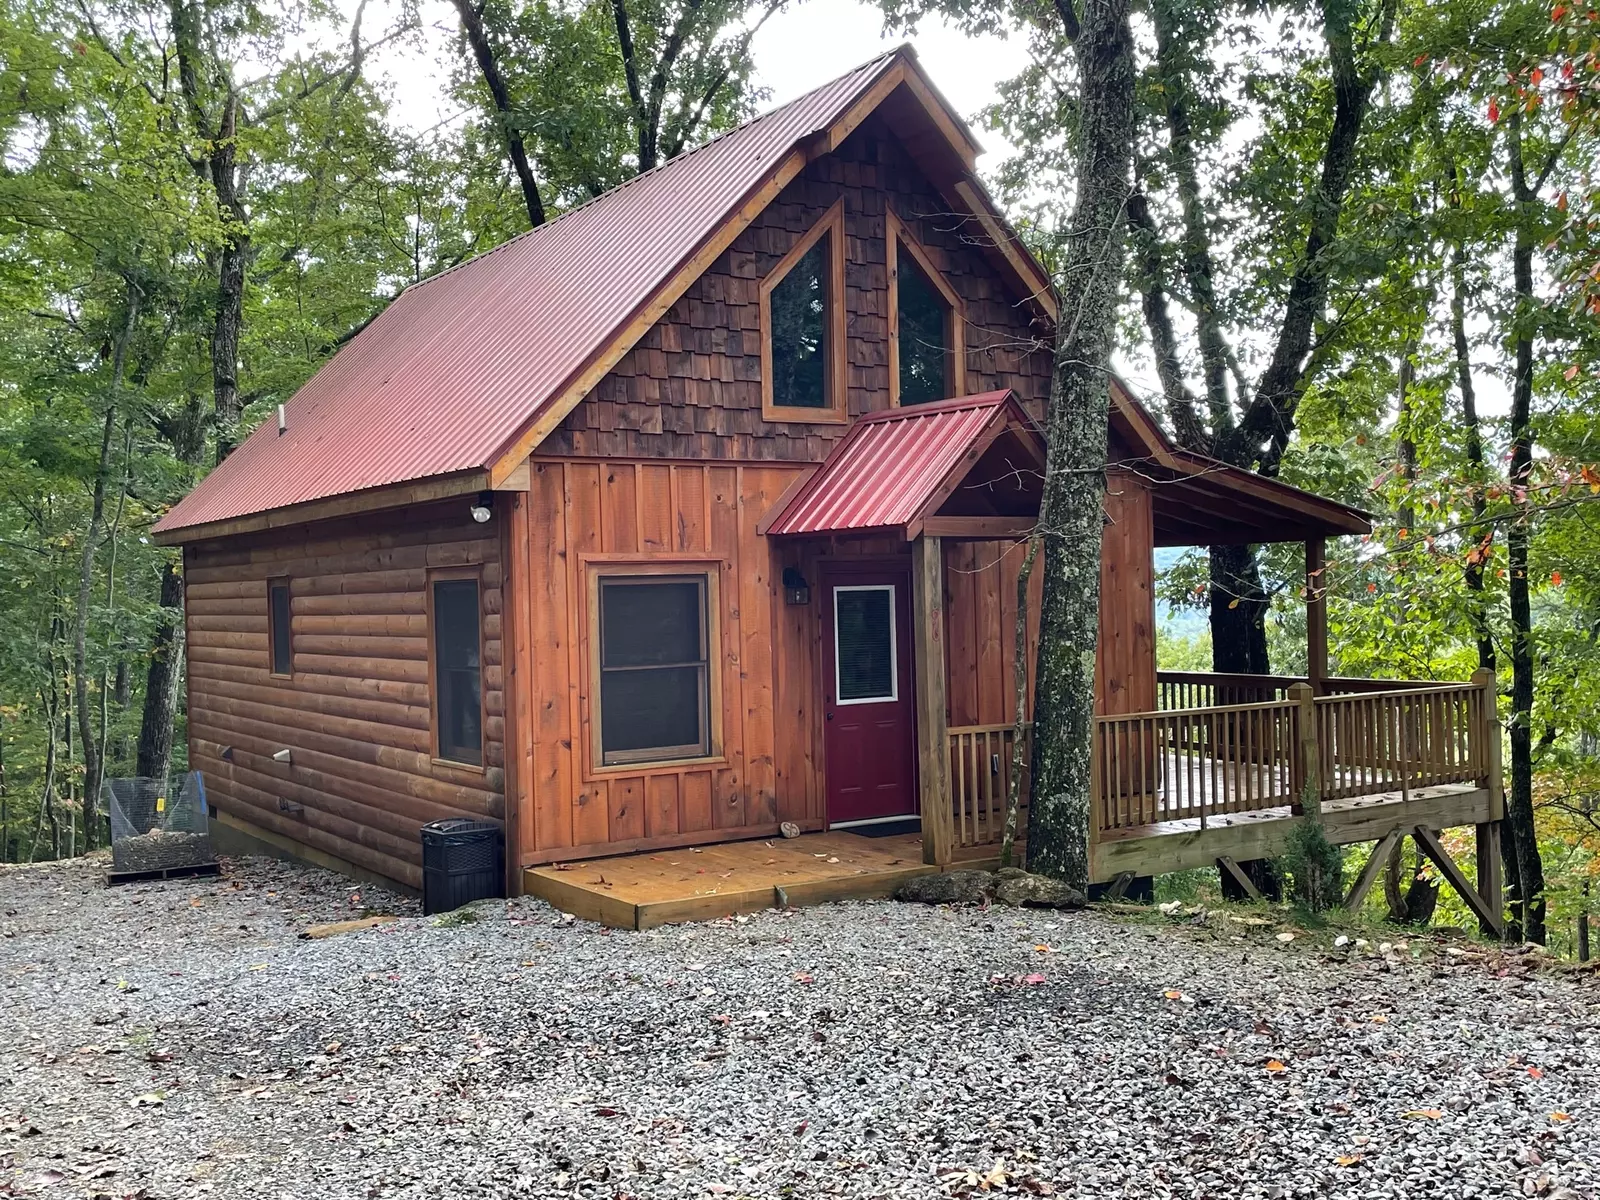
(761, 199, 847, 423)
(888, 209, 965, 406)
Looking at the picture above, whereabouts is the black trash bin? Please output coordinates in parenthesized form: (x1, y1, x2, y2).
(420, 819, 504, 915)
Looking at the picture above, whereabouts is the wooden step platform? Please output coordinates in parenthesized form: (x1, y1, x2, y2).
(522, 831, 938, 930)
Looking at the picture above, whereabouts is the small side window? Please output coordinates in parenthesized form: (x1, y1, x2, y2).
(431, 576, 483, 767)
(268, 579, 292, 676)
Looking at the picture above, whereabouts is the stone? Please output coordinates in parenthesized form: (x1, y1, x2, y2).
(993, 872, 1087, 910)
(894, 871, 995, 905)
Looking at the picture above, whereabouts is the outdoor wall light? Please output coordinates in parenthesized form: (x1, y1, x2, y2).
(781, 567, 810, 606)
(470, 491, 494, 524)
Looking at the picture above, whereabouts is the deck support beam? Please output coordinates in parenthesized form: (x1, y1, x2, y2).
(912, 534, 952, 866)
(1217, 856, 1263, 901)
(1413, 824, 1505, 937)
(1343, 829, 1402, 912)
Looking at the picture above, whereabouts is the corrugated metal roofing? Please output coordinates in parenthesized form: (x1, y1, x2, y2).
(155, 49, 912, 536)
(763, 391, 1021, 535)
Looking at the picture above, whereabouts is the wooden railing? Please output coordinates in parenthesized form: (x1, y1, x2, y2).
(1157, 671, 1301, 709)
(932, 673, 1496, 858)
(1314, 683, 1485, 801)
(1094, 699, 1302, 831)
(1097, 672, 1496, 835)
(946, 723, 1027, 849)
(1157, 670, 1462, 707)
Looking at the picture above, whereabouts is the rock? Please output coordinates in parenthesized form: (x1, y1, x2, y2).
(995, 866, 1029, 880)
(993, 872, 1086, 910)
(779, 821, 800, 838)
(894, 871, 995, 905)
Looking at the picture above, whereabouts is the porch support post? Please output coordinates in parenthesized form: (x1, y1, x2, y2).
(1472, 665, 1505, 939)
(912, 534, 951, 866)
(1305, 538, 1328, 693)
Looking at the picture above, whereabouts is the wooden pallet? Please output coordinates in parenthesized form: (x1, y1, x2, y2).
(106, 861, 223, 886)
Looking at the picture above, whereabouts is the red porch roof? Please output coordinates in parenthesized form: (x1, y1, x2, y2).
(760, 391, 1042, 537)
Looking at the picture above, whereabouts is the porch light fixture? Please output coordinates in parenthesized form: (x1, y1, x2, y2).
(470, 491, 493, 524)
(781, 567, 810, 606)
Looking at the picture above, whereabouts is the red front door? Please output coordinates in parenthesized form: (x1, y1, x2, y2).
(822, 565, 918, 826)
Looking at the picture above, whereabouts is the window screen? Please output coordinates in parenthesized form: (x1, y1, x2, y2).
(835, 586, 896, 703)
(268, 581, 292, 675)
(432, 577, 482, 766)
(768, 233, 831, 410)
(897, 252, 950, 407)
(599, 576, 710, 764)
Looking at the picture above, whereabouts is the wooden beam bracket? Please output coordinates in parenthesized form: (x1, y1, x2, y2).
(1342, 829, 1402, 912)
(1217, 855, 1263, 902)
(1412, 824, 1504, 937)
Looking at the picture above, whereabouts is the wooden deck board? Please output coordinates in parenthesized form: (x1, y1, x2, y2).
(523, 831, 936, 929)
(1090, 782, 1492, 882)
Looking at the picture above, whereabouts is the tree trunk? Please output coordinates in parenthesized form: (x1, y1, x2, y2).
(1024, 0, 1136, 889)
(1001, 535, 1040, 868)
(73, 406, 116, 852)
(1452, 241, 1496, 671)
(137, 560, 186, 782)
(1504, 114, 1546, 945)
(452, 0, 547, 229)
(1208, 544, 1270, 673)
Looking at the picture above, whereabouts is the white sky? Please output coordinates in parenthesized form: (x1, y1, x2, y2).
(366, 0, 1027, 161)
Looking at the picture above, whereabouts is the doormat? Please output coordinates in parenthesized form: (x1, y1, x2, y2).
(843, 817, 923, 839)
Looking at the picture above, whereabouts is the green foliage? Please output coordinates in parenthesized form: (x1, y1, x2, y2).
(1284, 812, 1344, 914)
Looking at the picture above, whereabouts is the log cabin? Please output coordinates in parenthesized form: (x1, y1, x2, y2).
(154, 47, 1505, 930)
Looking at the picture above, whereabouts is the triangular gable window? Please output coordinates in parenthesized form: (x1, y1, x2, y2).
(761, 199, 847, 423)
(888, 208, 966, 407)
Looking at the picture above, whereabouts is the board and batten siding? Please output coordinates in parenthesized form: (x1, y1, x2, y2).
(517, 457, 821, 864)
(183, 501, 505, 888)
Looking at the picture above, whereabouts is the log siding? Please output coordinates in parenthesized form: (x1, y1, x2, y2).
(184, 500, 505, 888)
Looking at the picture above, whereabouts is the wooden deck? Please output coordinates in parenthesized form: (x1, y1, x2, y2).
(522, 830, 943, 929)
(1091, 781, 1493, 882)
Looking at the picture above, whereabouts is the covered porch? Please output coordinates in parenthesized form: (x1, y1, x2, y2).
(765, 386, 1505, 932)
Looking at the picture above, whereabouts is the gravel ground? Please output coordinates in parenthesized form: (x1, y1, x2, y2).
(2, 854, 1597, 1200)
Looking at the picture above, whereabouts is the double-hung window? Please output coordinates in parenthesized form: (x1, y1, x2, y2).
(595, 573, 713, 766)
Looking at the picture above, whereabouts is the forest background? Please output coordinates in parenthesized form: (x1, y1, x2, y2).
(1, 0, 1595, 950)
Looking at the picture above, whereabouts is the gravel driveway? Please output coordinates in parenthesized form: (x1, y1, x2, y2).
(1, 855, 1596, 1199)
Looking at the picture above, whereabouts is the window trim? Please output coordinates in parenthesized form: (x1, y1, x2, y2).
(759, 197, 848, 425)
(267, 576, 293, 679)
(584, 558, 724, 774)
(887, 207, 967, 408)
(832, 583, 900, 706)
(426, 565, 486, 772)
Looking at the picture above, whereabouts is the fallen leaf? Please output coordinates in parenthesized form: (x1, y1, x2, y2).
(1022, 973, 1047, 985)
(1527, 1066, 1543, 1079)
(1550, 1111, 1572, 1123)
(1265, 1060, 1288, 1074)
(1335, 1154, 1364, 1167)
(1401, 1108, 1444, 1120)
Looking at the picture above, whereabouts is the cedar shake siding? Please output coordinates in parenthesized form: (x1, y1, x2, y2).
(544, 115, 1055, 462)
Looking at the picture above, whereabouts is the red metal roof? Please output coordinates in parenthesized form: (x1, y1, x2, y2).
(762, 391, 1032, 535)
(155, 50, 922, 537)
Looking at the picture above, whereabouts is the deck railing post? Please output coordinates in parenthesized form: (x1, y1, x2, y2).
(912, 534, 952, 866)
(1288, 681, 1320, 818)
(1471, 666, 1504, 819)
